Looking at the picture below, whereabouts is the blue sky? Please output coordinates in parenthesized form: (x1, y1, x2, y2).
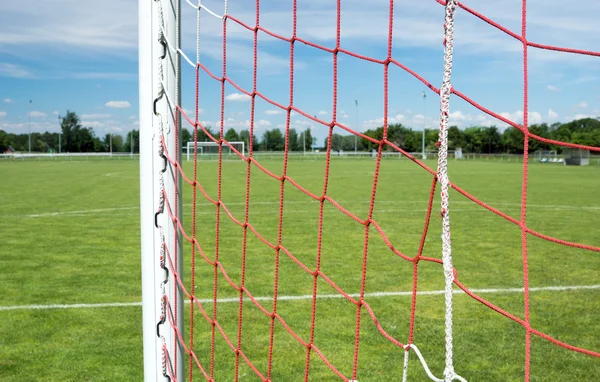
(1, 0, 598, 145)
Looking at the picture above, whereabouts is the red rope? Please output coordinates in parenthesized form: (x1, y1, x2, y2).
(520, 2, 532, 379)
(155, 0, 600, 380)
(188, 55, 200, 382)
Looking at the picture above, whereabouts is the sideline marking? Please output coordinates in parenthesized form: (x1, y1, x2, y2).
(2, 284, 599, 312)
(9, 199, 600, 219)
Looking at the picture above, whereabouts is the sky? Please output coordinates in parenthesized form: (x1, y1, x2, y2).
(0, 0, 599, 145)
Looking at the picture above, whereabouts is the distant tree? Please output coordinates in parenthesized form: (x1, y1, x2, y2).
(198, 125, 215, 142)
(239, 129, 259, 152)
(93, 136, 105, 152)
(124, 130, 140, 153)
(60, 110, 81, 152)
(324, 133, 342, 151)
(0, 130, 9, 151)
(447, 125, 463, 150)
(112, 135, 124, 152)
(181, 128, 192, 144)
(341, 134, 357, 151)
(76, 127, 96, 152)
(262, 128, 285, 151)
(298, 128, 313, 151)
(483, 126, 502, 153)
(287, 128, 300, 151)
(224, 128, 239, 142)
(361, 127, 383, 151)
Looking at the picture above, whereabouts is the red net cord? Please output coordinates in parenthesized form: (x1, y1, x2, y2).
(154, 0, 600, 380)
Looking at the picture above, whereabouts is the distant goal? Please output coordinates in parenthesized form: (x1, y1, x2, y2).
(185, 141, 245, 161)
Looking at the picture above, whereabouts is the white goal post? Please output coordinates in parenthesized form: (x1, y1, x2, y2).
(186, 140, 245, 161)
(139, 0, 184, 381)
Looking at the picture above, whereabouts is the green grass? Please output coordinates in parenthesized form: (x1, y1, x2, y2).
(0, 157, 599, 381)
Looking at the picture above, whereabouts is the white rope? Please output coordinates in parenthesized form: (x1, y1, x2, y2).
(158, 21, 196, 71)
(163, 90, 176, 118)
(197, 0, 201, 65)
(180, 49, 196, 69)
(185, 0, 225, 20)
(437, 1, 466, 382)
(408, 344, 468, 382)
(402, 347, 410, 382)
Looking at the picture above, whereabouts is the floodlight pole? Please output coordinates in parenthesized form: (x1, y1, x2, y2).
(58, 115, 62, 154)
(28, 100, 32, 154)
(303, 130, 305, 155)
(421, 91, 426, 160)
(354, 100, 358, 154)
(313, 115, 317, 152)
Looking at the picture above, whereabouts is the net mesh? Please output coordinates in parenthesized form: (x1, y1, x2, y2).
(152, 0, 600, 381)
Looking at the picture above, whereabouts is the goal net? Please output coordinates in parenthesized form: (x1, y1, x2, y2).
(139, 1, 600, 381)
(185, 141, 245, 161)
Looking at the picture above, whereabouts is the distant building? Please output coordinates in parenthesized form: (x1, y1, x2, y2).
(3, 145, 15, 154)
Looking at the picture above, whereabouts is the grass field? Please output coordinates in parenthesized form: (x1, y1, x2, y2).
(1, 156, 599, 381)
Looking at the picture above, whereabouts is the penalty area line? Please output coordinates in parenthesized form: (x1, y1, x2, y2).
(1, 284, 599, 312)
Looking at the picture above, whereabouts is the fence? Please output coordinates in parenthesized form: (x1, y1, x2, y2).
(2, 151, 599, 165)
(0, 153, 140, 161)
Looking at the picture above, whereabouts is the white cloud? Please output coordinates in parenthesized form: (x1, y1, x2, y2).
(258, 119, 272, 127)
(225, 93, 251, 102)
(318, 110, 328, 116)
(547, 84, 560, 92)
(72, 72, 135, 80)
(0, 111, 7, 117)
(105, 101, 131, 109)
(29, 111, 47, 118)
(0, 63, 32, 78)
(575, 101, 588, 109)
(81, 120, 104, 128)
(81, 113, 111, 119)
(363, 114, 406, 129)
(182, 108, 204, 116)
(52, 111, 59, 115)
(3, 98, 13, 103)
(265, 109, 283, 115)
(0, 1, 137, 50)
(495, 110, 560, 126)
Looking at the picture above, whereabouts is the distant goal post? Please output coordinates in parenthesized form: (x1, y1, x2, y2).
(185, 141, 245, 161)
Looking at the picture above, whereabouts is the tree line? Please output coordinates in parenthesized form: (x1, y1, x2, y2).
(0, 111, 139, 153)
(334, 117, 600, 154)
(0, 110, 315, 154)
(184, 125, 316, 152)
(1, 110, 598, 154)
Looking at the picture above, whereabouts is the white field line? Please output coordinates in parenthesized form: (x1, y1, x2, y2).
(8, 200, 600, 218)
(24, 206, 138, 218)
(2, 284, 599, 312)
